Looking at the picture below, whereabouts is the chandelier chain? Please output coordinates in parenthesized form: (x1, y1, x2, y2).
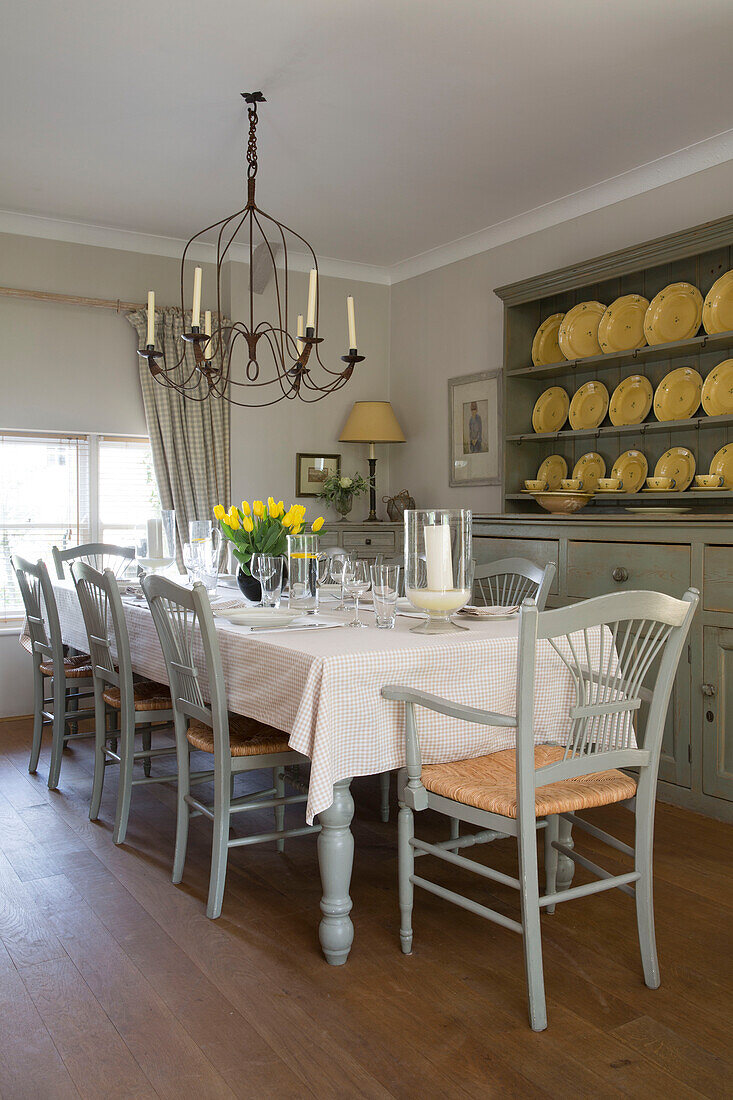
(246, 102, 259, 180)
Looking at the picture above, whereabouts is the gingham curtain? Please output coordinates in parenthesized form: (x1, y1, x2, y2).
(127, 308, 230, 559)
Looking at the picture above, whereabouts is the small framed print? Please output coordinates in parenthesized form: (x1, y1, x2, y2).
(295, 452, 341, 497)
(448, 369, 501, 487)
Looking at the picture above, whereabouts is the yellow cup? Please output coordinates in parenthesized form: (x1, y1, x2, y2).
(598, 477, 622, 491)
(561, 478, 583, 491)
(524, 479, 548, 492)
(695, 474, 724, 489)
(646, 476, 674, 491)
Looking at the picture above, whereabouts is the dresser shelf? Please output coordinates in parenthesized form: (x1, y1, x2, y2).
(507, 412, 733, 443)
(506, 489, 733, 504)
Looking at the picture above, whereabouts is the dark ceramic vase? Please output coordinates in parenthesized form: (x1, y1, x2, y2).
(236, 567, 261, 603)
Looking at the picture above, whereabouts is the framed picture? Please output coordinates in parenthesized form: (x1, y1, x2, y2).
(295, 452, 341, 497)
(448, 369, 501, 487)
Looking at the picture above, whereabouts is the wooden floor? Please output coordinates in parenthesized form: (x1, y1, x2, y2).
(0, 718, 731, 1100)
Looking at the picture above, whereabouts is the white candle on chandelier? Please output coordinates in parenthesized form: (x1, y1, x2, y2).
(146, 291, 155, 346)
(204, 310, 213, 359)
(346, 295, 356, 350)
(296, 313, 304, 354)
(306, 267, 317, 331)
(191, 266, 202, 328)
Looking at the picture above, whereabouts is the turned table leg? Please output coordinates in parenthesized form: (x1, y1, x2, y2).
(556, 816, 575, 893)
(318, 777, 355, 965)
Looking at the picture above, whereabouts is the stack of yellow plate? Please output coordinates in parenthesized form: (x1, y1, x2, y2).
(568, 380, 609, 429)
(702, 270, 733, 335)
(643, 283, 703, 345)
(710, 445, 733, 488)
(536, 454, 567, 490)
(532, 387, 569, 433)
(531, 314, 565, 366)
(650, 447, 696, 492)
(653, 367, 703, 421)
(701, 359, 733, 416)
(572, 452, 606, 492)
(608, 375, 653, 426)
(611, 450, 648, 493)
(598, 295, 649, 353)
(558, 302, 606, 359)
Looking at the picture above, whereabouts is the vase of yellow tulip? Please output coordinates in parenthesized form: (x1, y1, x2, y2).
(212, 498, 324, 602)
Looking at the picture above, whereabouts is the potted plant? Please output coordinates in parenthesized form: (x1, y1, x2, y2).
(317, 471, 370, 522)
(213, 498, 324, 601)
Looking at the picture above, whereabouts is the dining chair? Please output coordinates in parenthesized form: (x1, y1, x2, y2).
(383, 586, 698, 1031)
(52, 541, 135, 581)
(141, 573, 320, 919)
(473, 557, 555, 611)
(71, 561, 178, 844)
(12, 555, 95, 788)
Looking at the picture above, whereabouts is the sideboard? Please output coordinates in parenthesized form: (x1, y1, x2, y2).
(474, 513, 733, 822)
(321, 520, 401, 559)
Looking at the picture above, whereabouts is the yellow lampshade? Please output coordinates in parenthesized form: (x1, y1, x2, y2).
(339, 401, 406, 444)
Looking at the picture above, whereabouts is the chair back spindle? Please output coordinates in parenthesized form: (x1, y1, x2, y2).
(473, 558, 555, 611)
(52, 542, 135, 581)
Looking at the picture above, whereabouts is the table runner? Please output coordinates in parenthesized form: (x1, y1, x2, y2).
(50, 581, 603, 823)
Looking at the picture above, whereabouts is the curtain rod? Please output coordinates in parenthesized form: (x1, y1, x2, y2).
(0, 284, 145, 312)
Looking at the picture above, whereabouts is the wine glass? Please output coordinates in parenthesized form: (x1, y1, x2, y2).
(252, 554, 283, 608)
(342, 559, 371, 628)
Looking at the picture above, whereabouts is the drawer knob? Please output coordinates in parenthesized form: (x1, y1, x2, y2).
(612, 566, 629, 583)
(701, 683, 716, 697)
(365, 538, 372, 545)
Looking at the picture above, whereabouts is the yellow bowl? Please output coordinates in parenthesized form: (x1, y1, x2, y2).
(646, 476, 674, 491)
(533, 492, 592, 515)
(695, 474, 724, 489)
(524, 478, 548, 492)
(598, 477, 622, 491)
(561, 478, 583, 491)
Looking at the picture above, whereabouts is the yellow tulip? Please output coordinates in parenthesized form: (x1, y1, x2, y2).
(242, 515, 254, 533)
(228, 511, 240, 531)
(281, 512, 294, 528)
(268, 498, 281, 518)
(311, 516, 324, 532)
(278, 500, 284, 513)
(291, 523, 303, 535)
(241, 500, 251, 516)
(229, 505, 238, 521)
(220, 516, 230, 528)
(253, 500, 265, 518)
(213, 504, 225, 521)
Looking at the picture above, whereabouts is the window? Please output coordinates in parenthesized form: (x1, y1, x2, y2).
(0, 432, 160, 621)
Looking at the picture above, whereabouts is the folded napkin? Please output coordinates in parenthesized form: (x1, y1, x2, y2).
(460, 604, 520, 618)
(209, 597, 249, 611)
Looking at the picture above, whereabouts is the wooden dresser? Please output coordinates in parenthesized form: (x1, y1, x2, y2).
(321, 521, 402, 559)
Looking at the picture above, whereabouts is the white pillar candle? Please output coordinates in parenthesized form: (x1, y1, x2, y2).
(147, 517, 163, 558)
(296, 313, 304, 354)
(424, 523, 453, 591)
(346, 295, 356, 349)
(306, 268, 317, 330)
(191, 267, 202, 327)
(146, 291, 155, 346)
(204, 310, 212, 359)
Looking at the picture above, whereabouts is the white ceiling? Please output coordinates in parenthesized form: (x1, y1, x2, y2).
(1, 0, 732, 272)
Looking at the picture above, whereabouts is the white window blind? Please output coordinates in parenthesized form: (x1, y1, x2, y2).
(0, 433, 90, 619)
(98, 436, 160, 546)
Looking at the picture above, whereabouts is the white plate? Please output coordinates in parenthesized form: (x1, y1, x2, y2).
(217, 608, 299, 628)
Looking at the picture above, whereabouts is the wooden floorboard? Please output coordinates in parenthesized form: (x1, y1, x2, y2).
(0, 717, 731, 1099)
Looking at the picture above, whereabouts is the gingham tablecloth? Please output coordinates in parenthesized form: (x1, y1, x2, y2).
(50, 581, 595, 824)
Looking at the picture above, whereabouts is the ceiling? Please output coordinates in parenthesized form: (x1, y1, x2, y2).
(1, 0, 732, 270)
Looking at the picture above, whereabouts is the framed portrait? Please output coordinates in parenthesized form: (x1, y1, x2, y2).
(295, 452, 341, 497)
(448, 369, 501, 487)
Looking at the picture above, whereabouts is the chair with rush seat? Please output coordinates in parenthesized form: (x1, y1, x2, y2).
(383, 587, 698, 1031)
(52, 541, 135, 581)
(142, 573, 319, 919)
(473, 557, 555, 611)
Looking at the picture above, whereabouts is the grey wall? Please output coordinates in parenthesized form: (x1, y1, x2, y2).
(389, 158, 733, 511)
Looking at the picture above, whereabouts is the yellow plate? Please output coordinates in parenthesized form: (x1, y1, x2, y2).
(598, 295, 649, 353)
(536, 454, 568, 491)
(568, 380, 609, 430)
(531, 313, 565, 366)
(611, 450, 648, 493)
(710, 444, 733, 488)
(653, 366, 703, 422)
(643, 282, 703, 346)
(608, 375, 653, 426)
(572, 451, 606, 492)
(557, 302, 607, 359)
(702, 270, 733, 335)
(701, 358, 733, 417)
(654, 447, 696, 492)
(532, 387, 569, 433)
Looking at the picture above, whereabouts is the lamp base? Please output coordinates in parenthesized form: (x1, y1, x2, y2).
(364, 455, 380, 521)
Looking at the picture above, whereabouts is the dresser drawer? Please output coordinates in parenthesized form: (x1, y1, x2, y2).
(704, 546, 733, 612)
(568, 540, 690, 599)
(342, 530, 396, 555)
(473, 536, 559, 594)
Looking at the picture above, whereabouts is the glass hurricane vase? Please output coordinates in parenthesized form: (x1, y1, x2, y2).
(404, 508, 473, 633)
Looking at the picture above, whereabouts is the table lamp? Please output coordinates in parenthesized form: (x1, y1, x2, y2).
(339, 401, 406, 522)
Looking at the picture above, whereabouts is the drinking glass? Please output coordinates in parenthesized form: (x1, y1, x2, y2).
(183, 539, 219, 594)
(370, 563, 401, 629)
(252, 554, 283, 608)
(329, 553, 352, 611)
(287, 534, 320, 614)
(342, 559, 371, 628)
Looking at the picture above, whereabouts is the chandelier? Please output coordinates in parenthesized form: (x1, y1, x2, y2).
(139, 92, 364, 406)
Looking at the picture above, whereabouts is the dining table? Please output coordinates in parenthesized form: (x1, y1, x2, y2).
(50, 578, 583, 965)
